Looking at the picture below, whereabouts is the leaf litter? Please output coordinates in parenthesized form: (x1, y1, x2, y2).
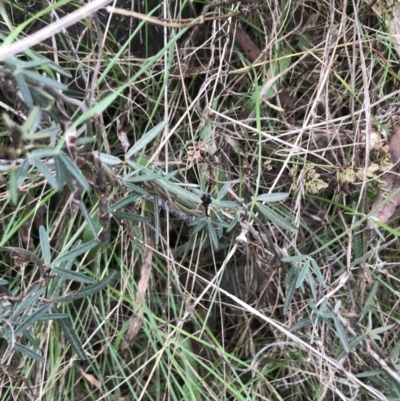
(366, 124, 400, 229)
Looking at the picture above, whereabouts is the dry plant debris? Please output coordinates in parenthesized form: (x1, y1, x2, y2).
(367, 124, 400, 228)
(2, 1, 400, 400)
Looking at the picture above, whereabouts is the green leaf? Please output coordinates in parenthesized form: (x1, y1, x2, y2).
(123, 172, 163, 183)
(256, 193, 289, 202)
(281, 255, 308, 263)
(283, 277, 296, 315)
(15, 304, 51, 335)
(99, 153, 122, 165)
(216, 201, 241, 208)
(14, 72, 33, 108)
(126, 121, 166, 158)
(361, 281, 379, 320)
(52, 267, 94, 284)
(16, 157, 30, 187)
(38, 313, 70, 321)
(110, 194, 141, 211)
(289, 317, 313, 332)
(112, 211, 149, 223)
(20, 69, 68, 91)
(191, 218, 207, 234)
(124, 183, 150, 196)
(59, 153, 90, 192)
(56, 313, 86, 360)
(22, 106, 42, 135)
(23, 330, 39, 349)
(52, 239, 100, 265)
(208, 222, 219, 249)
(128, 161, 199, 205)
(295, 259, 310, 289)
(54, 154, 66, 190)
(33, 158, 59, 190)
(227, 213, 240, 233)
(14, 342, 45, 362)
(7, 57, 51, 69)
(12, 288, 45, 318)
(58, 270, 120, 303)
(256, 203, 297, 232)
(39, 226, 51, 265)
(216, 182, 231, 201)
(48, 242, 81, 298)
(310, 258, 324, 283)
(370, 324, 395, 336)
(333, 316, 350, 353)
(9, 167, 17, 205)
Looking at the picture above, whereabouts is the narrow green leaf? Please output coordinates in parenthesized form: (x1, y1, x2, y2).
(361, 281, 379, 320)
(59, 153, 90, 192)
(14, 342, 45, 362)
(16, 157, 30, 187)
(54, 154, 66, 190)
(333, 316, 350, 353)
(281, 255, 308, 263)
(191, 219, 207, 234)
(227, 213, 240, 233)
(295, 259, 310, 289)
(112, 211, 149, 223)
(12, 288, 45, 318)
(283, 278, 296, 315)
(52, 239, 99, 265)
(126, 121, 166, 158)
(56, 313, 86, 360)
(49, 242, 81, 298)
(110, 194, 141, 211)
(15, 304, 51, 335)
(208, 222, 219, 249)
(39, 226, 51, 265)
(22, 106, 42, 135)
(79, 202, 98, 240)
(256, 193, 289, 202)
(58, 270, 119, 303)
(33, 158, 58, 190)
(0, 278, 8, 285)
(14, 72, 33, 108)
(370, 324, 395, 336)
(99, 153, 122, 165)
(123, 172, 163, 183)
(289, 317, 313, 332)
(52, 267, 94, 284)
(310, 258, 324, 283)
(23, 330, 39, 349)
(216, 182, 231, 201)
(128, 161, 198, 204)
(306, 299, 320, 314)
(8, 58, 51, 69)
(256, 203, 297, 232)
(156, 178, 199, 205)
(307, 270, 317, 302)
(21, 69, 68, 90)
(9, 167, 17, 205)
(124, 183, 150, 196)
(29, 149, 60, 159)
(38, 313, 70, 321)
(217, 201, 241, 208)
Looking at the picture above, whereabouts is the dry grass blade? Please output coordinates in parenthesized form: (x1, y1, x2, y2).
(0, 0, 114, 61)
(122, 246, 153, 348)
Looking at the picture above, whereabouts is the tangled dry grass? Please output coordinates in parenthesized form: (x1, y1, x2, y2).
(1, 0, 400, 400)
